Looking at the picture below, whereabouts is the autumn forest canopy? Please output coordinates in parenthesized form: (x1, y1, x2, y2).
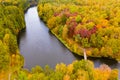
(38, 0, 120, 61)
(0, 0, 119, 80)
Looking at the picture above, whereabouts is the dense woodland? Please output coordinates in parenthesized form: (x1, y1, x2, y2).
(38, 0, 120, 61)
(0, 0, 29, 79)
(0, 0, 118, 80)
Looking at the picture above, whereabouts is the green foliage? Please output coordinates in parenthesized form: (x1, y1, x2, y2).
(0, 27, 5, 39)
(73, 60, 94, 72)
(0, 0, 29, 73)
(29, 73, 46, 80)
(75, 15, 82, 23)
(13, 60, 118, 80)
(58, 26, 63, 36)
(69, 5, 78, 13)
(0, 40, 10, 71)
(92, 48, 99, 56)
(3, 33, 18, 54)
(17, 70, 28, 80)
(31, 65, 43, 73)
(81, 38, 90, 48)
(85, 22, 95, 30)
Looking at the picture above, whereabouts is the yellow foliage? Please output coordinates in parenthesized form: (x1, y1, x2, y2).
(52, 26, 59, 34)
(77, 70, 89, 80)
(86, 50, 92, 56)
(96, 24, 102, 29)
(47, 17, 56, 29)
(67, 64, 73, 74)
(97, 19, 109, 29)
(109, 69, 118, 80)
(66, 38, 74, 47)
(3, 34, 10, 45)
(38, 5, 43, 17)
(11, 54, 16, 66)
(28, 73, 32, 79)
(55, 63, 66, 73)
(73, 43, 78, 53)
(63, 74, 70, 80)
(62, 25, 68, 40)
(74, 24, 84, 32)
(100, 19, 109, 27)
(94, 64, 112, 80)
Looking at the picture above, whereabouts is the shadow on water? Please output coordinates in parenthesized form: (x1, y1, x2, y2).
(18, 6, 120, 78)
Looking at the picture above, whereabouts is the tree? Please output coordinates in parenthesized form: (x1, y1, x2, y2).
(81, 38, 90, 48)
(55, 63, 67, 74)
(75, 15, 82, 23)
(108, 69, 118, 80)
(0, 40, 10, 71)
(16, 70, 28, 80)
(31, 65, 43, 73)
(63, 74, 70, 80)
(3, 33, 18, 55)
(62, 25, 68, 40)
(92, 48, 99, 56)
(90, 34, 97, 47)
(0, 27, 5, 39)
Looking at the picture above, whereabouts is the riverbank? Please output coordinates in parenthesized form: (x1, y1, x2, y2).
(50, 29, 119, 62)
(37, 0, 120, 61)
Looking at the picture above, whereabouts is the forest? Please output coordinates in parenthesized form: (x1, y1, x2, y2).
(38, 0, 120, 61)
(0, 0, 119, 80)
(0, 0, 29, 79)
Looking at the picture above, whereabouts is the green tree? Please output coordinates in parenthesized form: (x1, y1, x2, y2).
(17, 70, 28, 80)
(0, 40, 10, 71)
(31, 65, 43, 73)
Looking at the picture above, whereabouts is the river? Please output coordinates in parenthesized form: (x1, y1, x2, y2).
(18, 6, 120, 77)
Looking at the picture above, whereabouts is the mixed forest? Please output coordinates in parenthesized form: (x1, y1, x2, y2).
(0, 0, 119, 80)
(0, 0, 30, 79)
(38, 0, 120, 61)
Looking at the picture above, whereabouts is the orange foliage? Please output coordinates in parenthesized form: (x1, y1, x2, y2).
(63, 74, 70, 80)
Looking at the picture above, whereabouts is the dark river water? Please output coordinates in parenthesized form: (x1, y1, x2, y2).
(18, 7, 120, 77)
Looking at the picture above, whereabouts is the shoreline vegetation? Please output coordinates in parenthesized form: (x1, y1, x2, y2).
(37, 0, 119, 79)
(38, 0, 120, 61)
(0, 0, 30, 79)
(0, 0, 118, 80)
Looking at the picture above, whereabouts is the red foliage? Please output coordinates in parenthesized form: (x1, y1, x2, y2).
(67, 18, 78, 37)
(75, 26, 97, 38)
(54, 9, 78, 18)
(54, 9, 70, 17)
(54, 12, 59, 16)
(54, 9, 97, 38)
(66, 18, 76, 26)
(89, 26, 97, 34)
(86, 20, 94, 23)
(76, 29, 90, 38)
